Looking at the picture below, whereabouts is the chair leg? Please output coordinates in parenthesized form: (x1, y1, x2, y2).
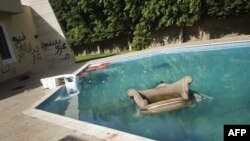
(128, 89, 148, 109)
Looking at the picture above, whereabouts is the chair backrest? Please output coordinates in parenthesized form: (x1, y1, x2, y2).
(138, 76, 192, 103)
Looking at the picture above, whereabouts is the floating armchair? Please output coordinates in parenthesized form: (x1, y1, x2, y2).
(127, 76, 193, 114)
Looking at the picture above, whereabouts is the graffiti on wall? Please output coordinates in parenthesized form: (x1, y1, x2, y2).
(42, 39, 71, 60)
(12, 32, 42, 64)
(64, 53, 71, 60)
(1, 64, 16, 75)
(55, 43, 67, 55)
(41, 39, 61, 50)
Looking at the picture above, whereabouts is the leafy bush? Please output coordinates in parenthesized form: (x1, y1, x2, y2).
(49, 0, 250, 50)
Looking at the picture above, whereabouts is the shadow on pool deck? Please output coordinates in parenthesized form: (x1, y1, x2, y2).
(59, 135, 106, 141)
(0, 73, 41, 100)
(0, 62, 85, 100)
(0, 62, 102, 141)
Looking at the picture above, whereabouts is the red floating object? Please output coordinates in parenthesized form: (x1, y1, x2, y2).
(86, 62, 110, 71)
(96, 63, 110, 70)
(86, 66, 99, 71)
(79, 72, 90, 77)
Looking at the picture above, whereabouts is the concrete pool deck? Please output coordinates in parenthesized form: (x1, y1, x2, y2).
(0, 35, 250, 141)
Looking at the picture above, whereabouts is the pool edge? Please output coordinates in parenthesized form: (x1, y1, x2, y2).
(25, 39, 250, 141)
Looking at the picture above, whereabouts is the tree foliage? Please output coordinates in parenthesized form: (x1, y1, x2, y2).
(49, 0, 250, 50)
(204, 0, 250, 17)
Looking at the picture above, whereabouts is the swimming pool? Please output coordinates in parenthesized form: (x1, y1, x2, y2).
(37, 41, 250, 141)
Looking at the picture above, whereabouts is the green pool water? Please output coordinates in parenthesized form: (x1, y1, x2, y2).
(38, 41, 250, 141)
